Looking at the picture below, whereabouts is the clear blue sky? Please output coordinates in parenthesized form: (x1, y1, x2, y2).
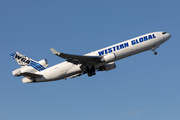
(1, 0, 180, 120)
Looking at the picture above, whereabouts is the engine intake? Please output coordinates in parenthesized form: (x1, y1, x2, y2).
(101, 53, 116, 63)
(99, 62, 116, 71)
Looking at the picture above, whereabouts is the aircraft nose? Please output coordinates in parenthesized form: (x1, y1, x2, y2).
(167, 33, 171, 39)
(162, 32, 171, 40)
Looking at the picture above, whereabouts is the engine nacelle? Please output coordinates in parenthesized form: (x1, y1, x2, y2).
(99, 62, 116, 71)
(12, 59, 49, 76)
(102, 53, 116, 63)
(38, 59, 49, 68)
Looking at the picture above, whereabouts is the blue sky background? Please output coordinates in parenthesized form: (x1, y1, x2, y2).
(1, 0, 180, 120)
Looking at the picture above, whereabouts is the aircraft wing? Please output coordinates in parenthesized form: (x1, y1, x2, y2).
(50, 48, 101, 64)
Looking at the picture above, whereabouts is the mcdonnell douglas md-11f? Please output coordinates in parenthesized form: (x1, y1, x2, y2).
(10, 31, 171, 83)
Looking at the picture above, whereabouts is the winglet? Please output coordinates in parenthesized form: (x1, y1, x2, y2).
(50, 48, 60, 55)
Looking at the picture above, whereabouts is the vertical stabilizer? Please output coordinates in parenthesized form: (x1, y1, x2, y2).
(10, 52, 37, 66)
(10, 52, 48, 72)
(10, 52, 49, 77)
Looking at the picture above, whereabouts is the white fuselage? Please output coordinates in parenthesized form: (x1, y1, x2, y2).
(34, 31, 171, 82)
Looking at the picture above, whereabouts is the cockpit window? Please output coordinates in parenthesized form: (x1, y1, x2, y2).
(162, 32, 167, 34)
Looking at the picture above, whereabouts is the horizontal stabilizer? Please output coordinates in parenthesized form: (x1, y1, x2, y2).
(12, 67, 24, 76)
(21, 72, 42, 78)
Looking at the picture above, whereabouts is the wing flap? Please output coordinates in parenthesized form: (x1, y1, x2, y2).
(50, 48, 101, 64)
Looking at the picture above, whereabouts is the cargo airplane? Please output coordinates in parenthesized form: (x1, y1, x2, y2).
(10, 31, 171, 83)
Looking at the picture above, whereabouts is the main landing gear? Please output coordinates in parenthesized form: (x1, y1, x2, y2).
(86, 65, 96, 77)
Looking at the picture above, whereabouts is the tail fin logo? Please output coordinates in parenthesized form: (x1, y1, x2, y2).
(10, 52, 46, 71)
(10, 52, 31, 66)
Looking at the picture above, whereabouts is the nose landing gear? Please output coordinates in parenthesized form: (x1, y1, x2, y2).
(152, 49, 157, 55)
(151, 45, 159, 55)
(154, 51, 157, 55)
